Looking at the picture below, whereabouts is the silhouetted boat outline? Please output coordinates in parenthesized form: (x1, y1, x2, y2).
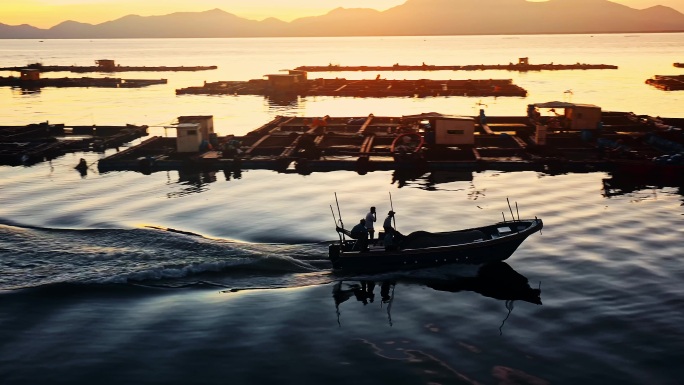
(330, 217, 543, 272)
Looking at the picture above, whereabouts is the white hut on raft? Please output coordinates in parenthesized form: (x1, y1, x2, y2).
(530, 101, 602, 144)
(175, 116, 215, 153)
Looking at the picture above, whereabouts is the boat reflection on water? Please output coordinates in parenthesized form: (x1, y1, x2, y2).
(333, 280, 398, 326)
(423, 262, 542, 305)
(332, 262, 542, 332)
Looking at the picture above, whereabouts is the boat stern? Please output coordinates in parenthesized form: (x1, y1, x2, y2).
(329, 243, 342, 269)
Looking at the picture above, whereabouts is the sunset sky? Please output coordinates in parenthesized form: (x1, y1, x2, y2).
(2, 0, 683, 28)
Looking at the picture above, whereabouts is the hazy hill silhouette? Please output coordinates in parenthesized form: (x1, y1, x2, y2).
(1, 0, 683, 38)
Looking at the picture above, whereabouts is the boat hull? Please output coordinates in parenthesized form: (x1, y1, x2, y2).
(329, 219, 542, 272)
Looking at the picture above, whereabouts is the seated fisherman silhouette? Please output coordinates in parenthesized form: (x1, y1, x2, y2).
(337, 218, 370, 251)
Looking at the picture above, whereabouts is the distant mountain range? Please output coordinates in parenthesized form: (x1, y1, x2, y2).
(2, 0, 684, 39)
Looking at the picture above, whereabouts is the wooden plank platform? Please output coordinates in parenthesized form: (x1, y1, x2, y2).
(176, 78, 528, 97)
(0, 122, 149, 166)
(94, 111, 684, 179)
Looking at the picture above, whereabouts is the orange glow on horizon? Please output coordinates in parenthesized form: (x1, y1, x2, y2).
(0, 0, 405, 28)
(1, 0, 682, 29)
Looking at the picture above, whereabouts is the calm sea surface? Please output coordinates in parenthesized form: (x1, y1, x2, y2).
(1, 34, 683, 385)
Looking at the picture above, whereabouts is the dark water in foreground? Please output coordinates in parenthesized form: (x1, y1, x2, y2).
(1, 260, 682, 385)
(1, 168, 683, 385)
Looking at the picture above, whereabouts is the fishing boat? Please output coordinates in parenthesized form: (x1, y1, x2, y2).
(329, 214, 543, 272)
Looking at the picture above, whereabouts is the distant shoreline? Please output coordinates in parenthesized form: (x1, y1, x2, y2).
(3, 0, 684, 39)
(2, 30, 684, 40)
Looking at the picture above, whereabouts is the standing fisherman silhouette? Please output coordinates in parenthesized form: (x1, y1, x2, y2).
(365, 206, 377, 241)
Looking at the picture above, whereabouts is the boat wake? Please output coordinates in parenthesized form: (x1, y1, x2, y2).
(0, 220, 333, 292)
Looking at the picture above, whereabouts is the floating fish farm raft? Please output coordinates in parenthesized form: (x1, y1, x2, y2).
(0, 75, 167, 89)
(294, 61, 618, 73)
(0, 60, 217, 73)
(645, 75, 684, 91)
(96, 103, 684, 181)
(176, 77, 527, 97)
(0, 122, 148, 166)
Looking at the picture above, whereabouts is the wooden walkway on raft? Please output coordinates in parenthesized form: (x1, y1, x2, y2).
(0, 122, 148, 166)
(176, 78, 527, 97)
(294, 62, 618, 72)
(0, 77, 167, 89)
(645, 75, 684, 91)
(97, 112, 684, 180)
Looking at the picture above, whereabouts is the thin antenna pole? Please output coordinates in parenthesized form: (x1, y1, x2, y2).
(502, 212, 506, 222)
(507, 197, 515, 222)
(334, 193, 345, 241)
(389, 191, 397, 230)
(515, 202, 520, 221)
(335, 193, 344, 228)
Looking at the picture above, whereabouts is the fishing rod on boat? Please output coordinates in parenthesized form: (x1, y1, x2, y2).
(389, 191, 397, 231)
(330, 205, 338, 228)
(330, 205, 345, 243)
(515, 201, 520, 221)
(506, 197, 516, 222)
(334, 192, 346, 241)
